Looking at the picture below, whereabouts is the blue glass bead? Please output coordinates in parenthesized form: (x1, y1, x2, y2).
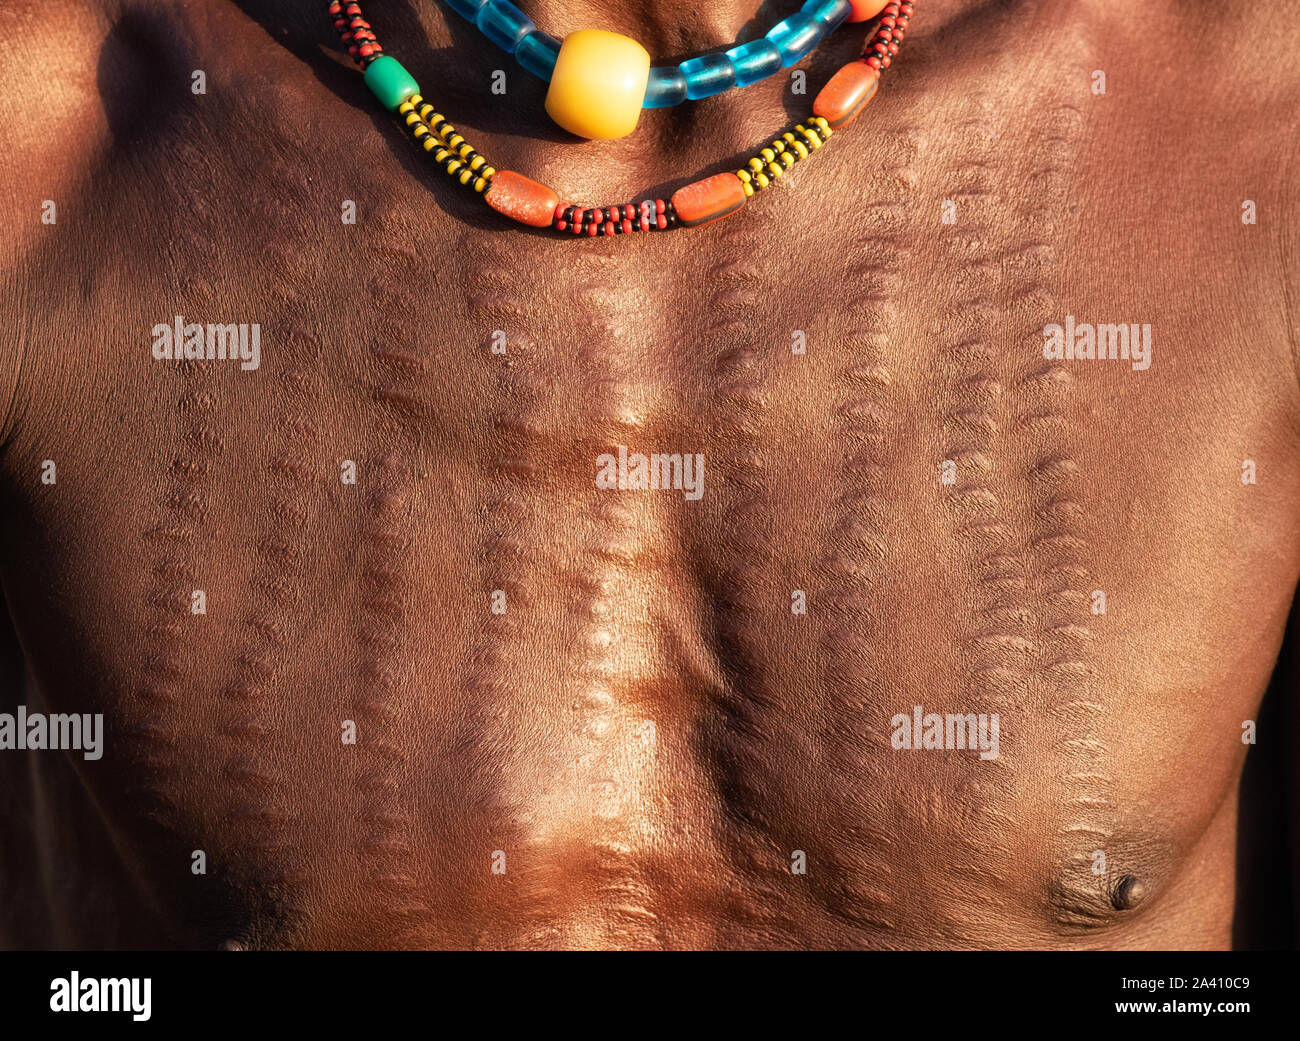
(515, 30, 561, 80)
(680, 52, 737, 100)
(476, 0, 534, 54)
(644, 66, 688, 108)
(444, 0, 488, 22)
(802, 0, 852, 34)
(724, 38, 783, 88)
(447, 0, 850, 105)
(767, 11, 825, 68)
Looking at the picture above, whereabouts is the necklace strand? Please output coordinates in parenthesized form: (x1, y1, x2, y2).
(440, 0, 858, 113)
(327, 1, 914, 237)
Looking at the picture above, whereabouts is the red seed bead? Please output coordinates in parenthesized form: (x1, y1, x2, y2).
(846, 0, 891, 22)
(813, 61, 880, 130)
(670, 172, 747, 228)
(484, 170, 560, 227)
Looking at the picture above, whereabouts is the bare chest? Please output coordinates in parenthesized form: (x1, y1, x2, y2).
(3, 0, 1298, 948)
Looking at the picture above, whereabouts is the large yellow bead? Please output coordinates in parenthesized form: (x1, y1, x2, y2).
(544, 29, 650, 140)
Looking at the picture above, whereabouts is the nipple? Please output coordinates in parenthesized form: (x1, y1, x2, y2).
(1110, 874, 1146, 911)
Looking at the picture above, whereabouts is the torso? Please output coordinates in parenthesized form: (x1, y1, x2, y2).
(1, 0, 1297, 949)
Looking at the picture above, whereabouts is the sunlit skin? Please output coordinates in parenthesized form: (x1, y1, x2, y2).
(0, 0, 1297, 949)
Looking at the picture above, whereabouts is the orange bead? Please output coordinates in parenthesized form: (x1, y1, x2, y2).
(670, 173, 747, 228)
(846, 0, 891, 21)
(484, 170, 559, 227)
(813, 61, 880, 130)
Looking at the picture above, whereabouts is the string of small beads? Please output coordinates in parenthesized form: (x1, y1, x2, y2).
(736, 118, 832, 197)
(397, 95, 496, 193)
(863, 0, 912, 70)
(330, 1, 383, 67)
(551, 200, 679, 236)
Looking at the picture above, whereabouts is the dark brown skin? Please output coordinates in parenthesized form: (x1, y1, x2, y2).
(0, 0, 1297, 950)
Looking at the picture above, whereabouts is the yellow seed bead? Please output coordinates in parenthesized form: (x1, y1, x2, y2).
(780, 152, 795, 169)
(756, 173, 770, 188)
(741, 182, 755, 197)
(767, 162, 782, 178)
(761, 147, 775, 163)
(737, 169, 752, 183)
(423, 138, 435, 152)
(482, 166, 496, 179)
(793, 141, 809, 159)
(748, 158, 764, 173)
(544, 29, 650, 140)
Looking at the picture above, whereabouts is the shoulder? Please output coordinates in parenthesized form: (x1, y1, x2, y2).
(1091, 0, 1300, 410)
(0, 0, 236, 451)
(0, 2, 112, 449)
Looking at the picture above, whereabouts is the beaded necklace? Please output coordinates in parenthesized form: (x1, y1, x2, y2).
(443, 0, 864, 136)
(328, 0, 914, 237)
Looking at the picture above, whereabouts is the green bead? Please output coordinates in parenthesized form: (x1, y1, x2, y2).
(364, 56, 420, 111)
